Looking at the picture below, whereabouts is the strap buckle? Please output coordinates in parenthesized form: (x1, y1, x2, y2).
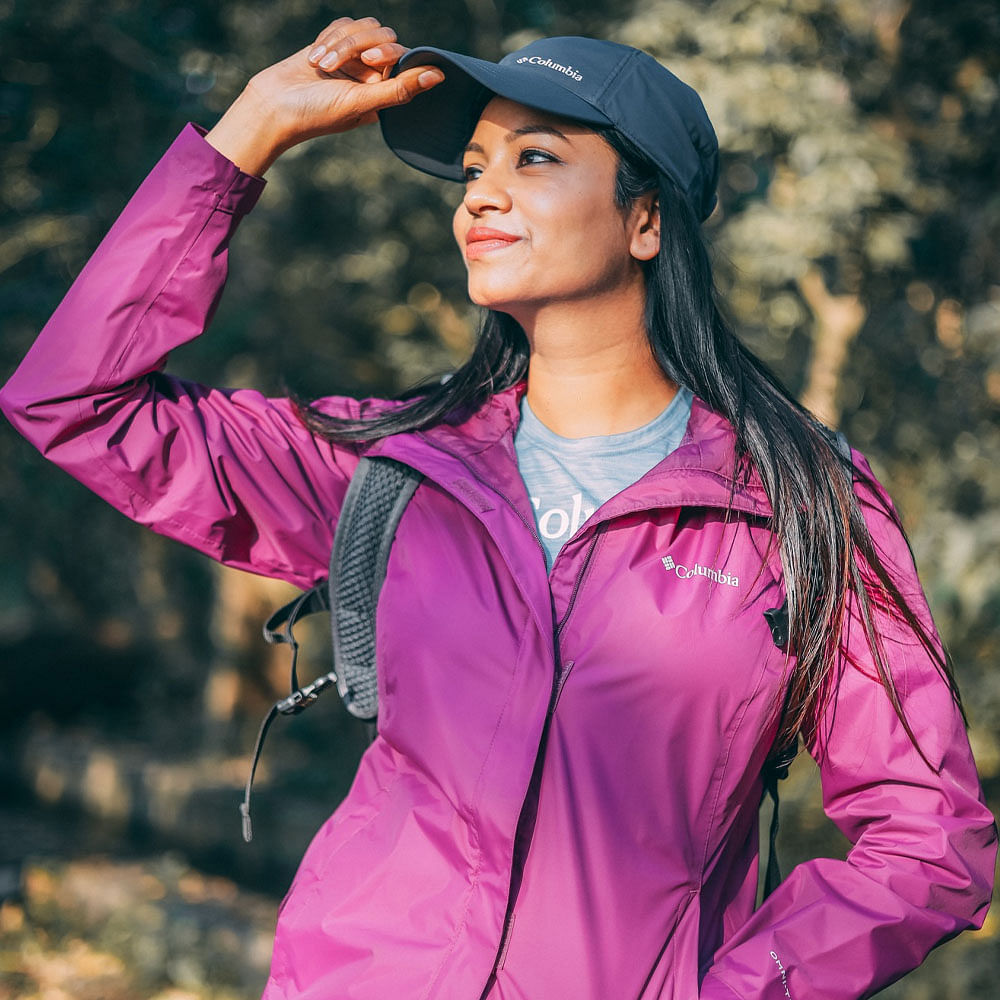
(276, 671, 338, 715)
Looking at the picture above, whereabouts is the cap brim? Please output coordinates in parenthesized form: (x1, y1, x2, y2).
(378, 46, 613, 182)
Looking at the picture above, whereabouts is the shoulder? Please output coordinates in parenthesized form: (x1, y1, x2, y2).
(306, 393, 404, 422)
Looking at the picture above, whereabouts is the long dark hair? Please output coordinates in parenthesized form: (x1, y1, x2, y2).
(297, 126, 962, 761)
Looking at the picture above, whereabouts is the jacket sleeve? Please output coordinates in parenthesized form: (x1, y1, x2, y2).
(0, 124, 363, 590)
(699, 456, 998, 1000)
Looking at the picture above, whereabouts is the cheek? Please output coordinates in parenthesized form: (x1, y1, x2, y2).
(452, 205, 467, 257)
(554, 201, 631, 268)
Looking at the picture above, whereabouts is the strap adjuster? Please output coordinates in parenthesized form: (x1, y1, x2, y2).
(276, 671, 338, 715)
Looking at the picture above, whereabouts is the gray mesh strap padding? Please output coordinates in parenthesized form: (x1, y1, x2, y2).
(330, 456, 423, 720)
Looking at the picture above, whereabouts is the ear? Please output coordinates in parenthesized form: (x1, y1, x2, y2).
(628, 193, 660, 262)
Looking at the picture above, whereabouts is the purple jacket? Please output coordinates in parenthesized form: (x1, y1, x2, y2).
(1, 125, 995, 1000)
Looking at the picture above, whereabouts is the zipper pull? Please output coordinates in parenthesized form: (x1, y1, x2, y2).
(551, 660, 576, 713)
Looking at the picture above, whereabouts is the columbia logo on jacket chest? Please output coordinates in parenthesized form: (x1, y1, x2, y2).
(661, 554, 739, 588)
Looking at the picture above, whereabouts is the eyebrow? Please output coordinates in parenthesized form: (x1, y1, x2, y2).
(464, 124, 571, 155)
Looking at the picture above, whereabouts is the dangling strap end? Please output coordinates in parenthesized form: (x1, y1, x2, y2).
(239, 800, 253, 843)
(240, 702, 279, 844)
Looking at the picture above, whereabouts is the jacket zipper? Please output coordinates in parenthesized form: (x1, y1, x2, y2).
(404, 432, 608, 992)
(482, 525, 605, 994)
(554, 522, 605, 638)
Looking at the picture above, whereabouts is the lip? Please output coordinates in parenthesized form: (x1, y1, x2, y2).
(465, 227, 522, 260)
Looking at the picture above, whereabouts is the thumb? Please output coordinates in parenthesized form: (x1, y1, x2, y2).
(354, 65, 446, 116)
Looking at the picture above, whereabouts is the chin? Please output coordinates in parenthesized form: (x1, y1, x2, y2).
(467, 286, 516, 311)
(466, 278, 534, 313)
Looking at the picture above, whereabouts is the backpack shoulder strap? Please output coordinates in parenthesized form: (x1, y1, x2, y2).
(330, 455, 423, 721)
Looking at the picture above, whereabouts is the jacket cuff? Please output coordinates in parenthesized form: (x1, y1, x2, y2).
(168, 122, 268, 217)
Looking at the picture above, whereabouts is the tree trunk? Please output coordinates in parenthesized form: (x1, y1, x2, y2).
(797, 268, 867, 429)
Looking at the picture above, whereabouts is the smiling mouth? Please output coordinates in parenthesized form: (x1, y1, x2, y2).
(465, 230, 522, 260)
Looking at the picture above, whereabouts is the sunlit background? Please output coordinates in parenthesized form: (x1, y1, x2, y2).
(1, 1, 998, 997)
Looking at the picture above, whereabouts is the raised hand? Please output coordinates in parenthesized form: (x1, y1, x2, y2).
(206, 16, 444, 175)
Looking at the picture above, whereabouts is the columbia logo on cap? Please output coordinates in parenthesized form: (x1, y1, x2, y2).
(515, 55, 583, 82)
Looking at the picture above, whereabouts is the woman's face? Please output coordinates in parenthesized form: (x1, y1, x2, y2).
(452, 97, 658, 319)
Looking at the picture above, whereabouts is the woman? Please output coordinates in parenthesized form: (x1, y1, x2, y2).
(1, 15, 995, 1000)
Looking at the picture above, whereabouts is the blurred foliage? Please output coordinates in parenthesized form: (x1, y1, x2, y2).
(0, 851, 277, 999)
(1, 1, 999, 997)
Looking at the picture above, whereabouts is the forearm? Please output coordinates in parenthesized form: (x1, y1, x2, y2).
(205, 84, 289, 177)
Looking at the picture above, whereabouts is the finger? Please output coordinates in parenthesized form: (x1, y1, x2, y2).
(315, 26, 399, 74)
(349, 64, 445, 117)
(358, 41, 409, 70)
(308, 18, 393, 68)
(321, 50, 398, 88)
(311, 14, 381, 47)
(356, 43, 410, 84)
(310, 15, 354, 47)
(308, 16, 364, 62)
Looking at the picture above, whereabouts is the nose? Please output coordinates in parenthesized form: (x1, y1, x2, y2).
(462, 167, 513, 217)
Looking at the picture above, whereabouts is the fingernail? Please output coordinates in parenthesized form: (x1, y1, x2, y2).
(362, 47, 381, 60)
(319, 52, 338, 69)
(308, 45, 326, 62)
(418, 69, 444, 87)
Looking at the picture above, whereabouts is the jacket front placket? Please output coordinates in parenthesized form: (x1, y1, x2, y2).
(366, 403, 632, 981)
(365, 392, 777, 992)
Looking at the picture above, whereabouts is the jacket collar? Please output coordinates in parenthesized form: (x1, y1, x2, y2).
(364, 383, 773, 521)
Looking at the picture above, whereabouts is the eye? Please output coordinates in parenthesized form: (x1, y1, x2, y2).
(461, 147, 561, 183)
(518, 147, 559, 167)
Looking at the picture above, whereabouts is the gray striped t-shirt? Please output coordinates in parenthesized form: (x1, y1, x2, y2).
(515, 386, 693, 569)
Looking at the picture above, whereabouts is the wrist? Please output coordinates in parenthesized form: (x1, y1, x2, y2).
(205, 86, 290, 177)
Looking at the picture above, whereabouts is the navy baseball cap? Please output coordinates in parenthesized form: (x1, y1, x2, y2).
(378, 36, 720, 221)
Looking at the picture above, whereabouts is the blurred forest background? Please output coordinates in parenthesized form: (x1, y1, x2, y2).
(1, 0, 998, 997)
